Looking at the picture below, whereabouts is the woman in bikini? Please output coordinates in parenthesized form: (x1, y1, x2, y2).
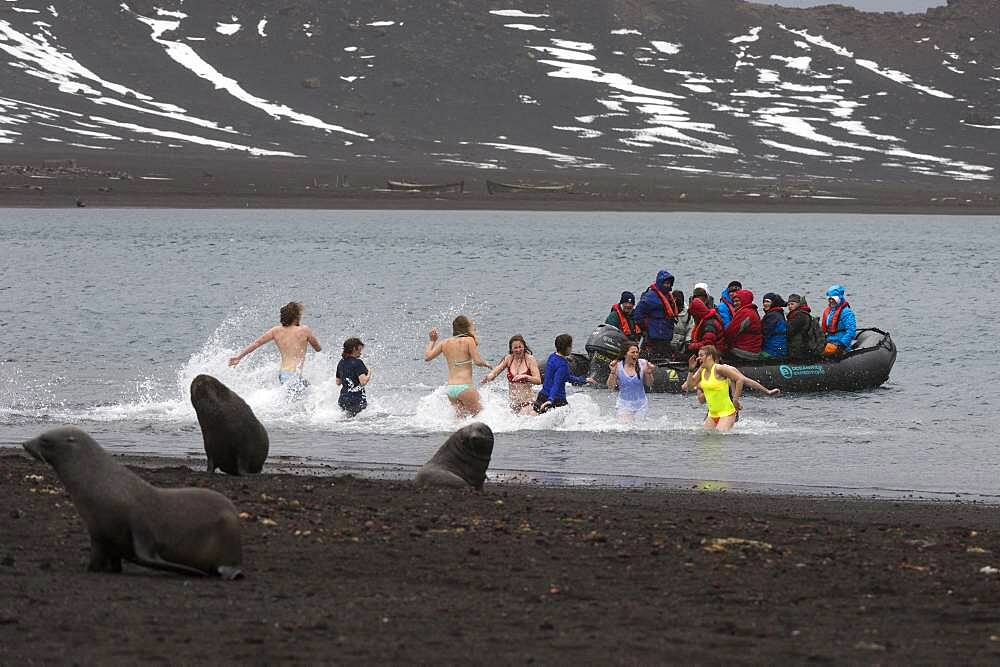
(424, 315, 491, 417)
(483, 335, 542, 415)
(606, 342, 655, 421)
(681, 344, 779, 432)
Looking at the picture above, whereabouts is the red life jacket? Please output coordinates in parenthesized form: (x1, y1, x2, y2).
(612, 303, 641, 336)
(821, 301, 850, 333)
(648, 284, 677, 319)
(690, 308, 722, 344)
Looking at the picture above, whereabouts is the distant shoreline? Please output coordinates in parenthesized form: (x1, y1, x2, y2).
(3, 190, 999, 215)
(2, 156, 998, 215)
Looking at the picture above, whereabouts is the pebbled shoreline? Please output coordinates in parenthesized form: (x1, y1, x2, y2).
(4, 451, 1000, 663)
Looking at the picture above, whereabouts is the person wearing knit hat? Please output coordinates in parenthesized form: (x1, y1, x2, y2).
(604, 290, 642, 341)
(760, 293, 788, 358)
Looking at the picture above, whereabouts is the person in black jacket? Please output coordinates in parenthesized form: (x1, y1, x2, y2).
(786, 293, 817, 360)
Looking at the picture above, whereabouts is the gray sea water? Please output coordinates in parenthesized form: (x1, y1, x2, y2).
(2, 209, 998, 499)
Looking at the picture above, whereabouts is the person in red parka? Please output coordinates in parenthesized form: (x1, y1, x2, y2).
(724, 289, 763, 361)
(686, 296, 726, 358)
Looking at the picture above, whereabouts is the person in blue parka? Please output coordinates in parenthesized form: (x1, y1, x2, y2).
(717, 281, 741, 328)
(760, 293, 788, 358)
(821, 284, 856, 357)
(633, 269, 678, 359)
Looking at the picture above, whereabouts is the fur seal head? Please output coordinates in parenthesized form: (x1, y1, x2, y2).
(416, 422, 494, 490)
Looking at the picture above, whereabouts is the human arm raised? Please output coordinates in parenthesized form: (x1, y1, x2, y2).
(424, 328, 443, 362)
(607, 360, 619, 390)
(228, 328, 275, 366)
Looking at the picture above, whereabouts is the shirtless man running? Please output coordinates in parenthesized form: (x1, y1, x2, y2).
(229, 301, 322, 392)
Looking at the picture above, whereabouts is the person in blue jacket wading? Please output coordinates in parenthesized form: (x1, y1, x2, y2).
(533, 334, 596, 414)
(821, 284, 857, 357)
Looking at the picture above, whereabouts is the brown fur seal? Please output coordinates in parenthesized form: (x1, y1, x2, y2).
(23, 426, 243, 579)
(415, 422, 494, 490)
(190, 374, 269, 475)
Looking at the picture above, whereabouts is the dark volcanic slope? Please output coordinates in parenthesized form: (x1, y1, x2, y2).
(0, 0, 998, 188)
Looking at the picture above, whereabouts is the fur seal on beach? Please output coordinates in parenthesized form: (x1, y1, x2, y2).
(23, 426, 243, 579)
(190, 374, 269, 475)
(415, 422, 494, 490)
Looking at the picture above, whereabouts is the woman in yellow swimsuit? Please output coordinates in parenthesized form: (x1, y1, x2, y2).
(682, 345, 780, 432)
(424, 315, 491, 417)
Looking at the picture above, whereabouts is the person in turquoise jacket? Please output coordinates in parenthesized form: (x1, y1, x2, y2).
(821, 284, 856, 357)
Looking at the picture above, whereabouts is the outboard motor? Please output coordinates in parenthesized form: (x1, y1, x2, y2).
(584, 324, 629, 384)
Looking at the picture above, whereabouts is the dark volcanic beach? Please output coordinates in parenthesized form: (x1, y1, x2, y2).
(4, 452, 1000, 664)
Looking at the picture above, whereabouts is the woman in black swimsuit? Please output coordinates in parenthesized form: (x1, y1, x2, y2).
(483, 335, 542, 415)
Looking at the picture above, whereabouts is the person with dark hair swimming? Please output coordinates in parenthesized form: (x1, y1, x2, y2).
(424, 315, 491, 417)
(336, 337, 370, 417)
(533, 334, 596, 414)
(483, 335, 542, 415)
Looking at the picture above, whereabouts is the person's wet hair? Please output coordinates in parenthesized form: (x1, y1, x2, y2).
(699, 345, 719, 361)
(342, 337, 363, 359)
(555, 334, 573, 355)
(280, 302, 303, 327)
(508, 334, 531, 355)
(618, 342, 640, 361)
(452, 314, 476, 339)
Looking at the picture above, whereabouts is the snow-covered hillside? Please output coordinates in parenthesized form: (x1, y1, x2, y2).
(1, 0, 997, 186)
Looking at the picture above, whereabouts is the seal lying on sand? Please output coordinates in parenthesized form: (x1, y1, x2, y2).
(190, 374, 269, 475)
(415, 422, 494, 490)
(23, 426, 243, 579)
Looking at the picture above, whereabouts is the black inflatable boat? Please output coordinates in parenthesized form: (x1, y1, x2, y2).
(579, 324, 896, 393)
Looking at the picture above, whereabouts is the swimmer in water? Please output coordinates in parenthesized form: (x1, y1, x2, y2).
(607, 342, 655, 421)
(229, 301, 322, 394)
(681, 344, 779, 432)
(482, 335, 542, 415)
(424, 315, 491, 417)
(336, 337, 370, 417)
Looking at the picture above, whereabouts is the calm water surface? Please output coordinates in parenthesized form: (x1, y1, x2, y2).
(2, 209, 998, 498)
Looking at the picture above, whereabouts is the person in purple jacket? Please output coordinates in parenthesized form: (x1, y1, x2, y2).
(533, 334, 596, 414)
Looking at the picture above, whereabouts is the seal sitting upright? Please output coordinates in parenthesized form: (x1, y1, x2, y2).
(415, 422, 494, 490)
(23, 426, 243, 579)
(190, 374, 269, 475)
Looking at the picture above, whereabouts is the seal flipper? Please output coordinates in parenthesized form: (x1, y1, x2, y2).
(217, 565, 243, 580)
(130, 534, 210, 577)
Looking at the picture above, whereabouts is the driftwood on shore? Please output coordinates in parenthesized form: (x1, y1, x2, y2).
(386, 179, 464, 193)
(486, 180, 575, 194)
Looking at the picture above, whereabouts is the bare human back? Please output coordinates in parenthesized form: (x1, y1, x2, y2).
(229, 301, 322, 373)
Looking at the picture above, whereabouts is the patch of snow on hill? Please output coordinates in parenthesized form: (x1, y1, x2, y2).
(505, 23, 547, 31)
(780, 25, 954, 99)
(92, 116, 302, 156)
(651, 41, 680, 55)
(126, 5, 367, 138)
(216, 21, 240, 36)
(730, 27, 761, 44)
(257, 19, 266, 37)
(489, 9, 548, 18)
